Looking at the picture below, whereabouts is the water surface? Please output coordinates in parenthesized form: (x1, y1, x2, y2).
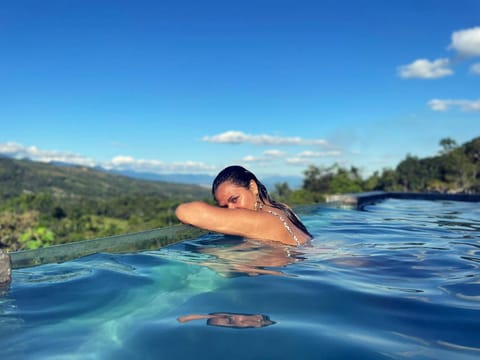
(1, 199, 479, 359)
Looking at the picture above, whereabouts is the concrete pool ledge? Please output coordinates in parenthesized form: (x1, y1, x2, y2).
(325, 191, 480, 209)
(0, 225, 203, 288)
(0, 250, 11, 287)
(1, 224, 207, 278)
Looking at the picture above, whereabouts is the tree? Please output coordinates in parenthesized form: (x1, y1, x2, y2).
(439, 138, 458, 154)
(363, 171, 380, 191)
(376, 168, 400, 191)
(439, 148, 476, 192)
(52, 206, 67, 219)
(464, 137, 480, 191)
(288, 189, 324, 205)
(328, 167, 363, 194)
(464, 137, 480, 163)
(272, 182, 292, 202)
(396, 155, 432, 191)
(302, 165, 335, 194)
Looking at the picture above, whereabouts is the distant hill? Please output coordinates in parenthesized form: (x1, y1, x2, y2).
(103, 168, 303, 190)
(0, 156, 210, 201)
(102, 168, 214, 188)
(0, 156, 214, 250)
(260, 175, 303, 190)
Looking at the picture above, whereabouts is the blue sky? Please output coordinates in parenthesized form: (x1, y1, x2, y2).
(1, 0, 479, 179)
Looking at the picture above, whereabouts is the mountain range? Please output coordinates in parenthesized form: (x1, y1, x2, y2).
(2, 154, 303, 191)
(0, 155, 304, 203)
(0, 156, 211, 201)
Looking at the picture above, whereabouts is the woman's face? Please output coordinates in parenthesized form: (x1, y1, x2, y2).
(214, 181, 256, 210)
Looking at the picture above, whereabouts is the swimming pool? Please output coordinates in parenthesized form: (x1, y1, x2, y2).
(1, 198, 479, 359)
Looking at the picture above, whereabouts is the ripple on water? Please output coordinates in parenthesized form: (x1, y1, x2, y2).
(1, 198, 480, 360)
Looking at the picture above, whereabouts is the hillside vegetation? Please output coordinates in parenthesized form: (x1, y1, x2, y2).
(0, 158, 209, 200)
(273, 137, 480, 205)
(1, 136, 478, 252)
(0, 157, 210, 251)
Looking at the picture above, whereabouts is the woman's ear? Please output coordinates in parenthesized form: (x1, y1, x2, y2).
(249, 179, 258, 194)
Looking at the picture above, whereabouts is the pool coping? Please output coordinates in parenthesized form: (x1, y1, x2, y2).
(325, 191, 480, 209)
(1, 224, 206, 274)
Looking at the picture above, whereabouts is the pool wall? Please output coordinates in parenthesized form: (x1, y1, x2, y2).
(326, 191, 480, 209)
(0, 250, 10, 286)
(2, 224, 206, 272)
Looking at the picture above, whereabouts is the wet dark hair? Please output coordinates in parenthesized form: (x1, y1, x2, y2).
(212, 165, 312, 238)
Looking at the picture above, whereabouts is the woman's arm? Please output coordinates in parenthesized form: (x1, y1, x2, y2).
(175, 201, 298, 245)
(177, 314, 214, 323)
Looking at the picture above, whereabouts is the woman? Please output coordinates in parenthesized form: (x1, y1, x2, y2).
(175, 165, 312, 246)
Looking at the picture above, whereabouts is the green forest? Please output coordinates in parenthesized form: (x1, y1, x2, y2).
(1, 136, 479, 252)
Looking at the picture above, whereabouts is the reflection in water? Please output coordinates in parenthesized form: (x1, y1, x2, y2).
(173, 237, 295, 331)
(0, 284, 9, 298)
(178, 312, 276, 329)
(180, 236, 305, 277)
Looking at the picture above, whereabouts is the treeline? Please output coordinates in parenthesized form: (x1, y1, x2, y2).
(273, 137, 480, 204)
(1, 136, 478, 252)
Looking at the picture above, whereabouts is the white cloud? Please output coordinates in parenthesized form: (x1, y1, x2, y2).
(0, 142, 216, 174)
(449, 27, 480, 57)
(285, 149, 342, 166)
(263, 149, 286, 157)
(0, 142, 25, 155)
(242, 155, 265, 163)
(238, 149, 287, 164)
(110, 155, 164, 167)
(470, 63, 480, 75)
(296, 150, 342, 158)
(398, 58, 453, 79)
(428, 99, 449, 112)
(108, 155, 215, 173)
(202, 130, 329, 146)
(241, 147, 342, 166)
(0, 142, 96, 166)
(241, 152, 286, 164)
(240, 149, 293, 164)
(285, 157, 313, 166)
(428, 98, 480, 112)
(398, 27, 480, 80)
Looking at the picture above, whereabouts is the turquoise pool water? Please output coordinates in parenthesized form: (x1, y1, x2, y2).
(1, 199, 479, 359)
